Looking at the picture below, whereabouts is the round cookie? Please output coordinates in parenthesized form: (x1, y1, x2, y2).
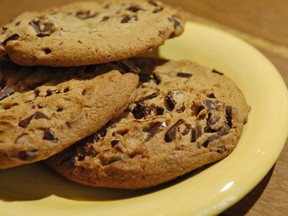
(0, 0, 185, 66)
(45, 57, 250, 189)
(0, 60, 139, 169)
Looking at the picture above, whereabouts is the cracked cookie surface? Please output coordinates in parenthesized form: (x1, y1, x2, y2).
(0, 61, 139, 169)
(0, 0, 185, 66)
(46, 58, 250, 189)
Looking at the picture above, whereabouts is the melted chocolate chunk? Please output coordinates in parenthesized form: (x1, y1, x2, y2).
(43, 129, 58, 142)
(164, 119, 184, 142)
(212, 69, 224, 75)
(225, 106, 233, 128)
(177, 72, 193, 78)
(2, 34, 19, 46)
(19, 111, 49, 128)
(132, 102, 151, 119)
(0, 86, 15, 100)
(202, 125, 230, 147)
(191, 125, 202, 142)
(19, 150, 37, 161)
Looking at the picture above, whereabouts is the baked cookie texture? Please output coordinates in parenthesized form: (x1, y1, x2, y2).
(46, 58, 250, 189)
(0, 61, 139, 169)
(0, 0, 185, 66)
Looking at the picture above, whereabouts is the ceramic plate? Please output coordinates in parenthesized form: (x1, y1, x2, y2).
(0, 21, 287, 216)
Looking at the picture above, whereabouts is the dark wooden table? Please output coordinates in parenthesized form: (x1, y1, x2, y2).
(0, 0, 287, 215)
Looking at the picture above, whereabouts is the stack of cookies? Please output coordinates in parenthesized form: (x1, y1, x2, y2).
(0, 0, 249, 189)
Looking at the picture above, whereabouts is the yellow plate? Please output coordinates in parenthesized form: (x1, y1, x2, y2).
(0, 21, 288, 216)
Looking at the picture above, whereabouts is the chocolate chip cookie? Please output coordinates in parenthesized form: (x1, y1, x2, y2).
(0, 61, 139, 169)
(46, 58, 250, 189)
(0, 0, 185, 66)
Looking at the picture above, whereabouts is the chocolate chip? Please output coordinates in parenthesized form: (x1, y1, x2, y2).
(77, 146, 97, 161)
(2, 34, 19, 46)
(43, 23, 54, 32)
(177, 72, 193, 78)
(168, 17, 181, 30)
(158, 30, 166, 36)
(0, 86, 15, 101)
(176, 103, 186, 113)
(182, 124, 191, 136)
(164, 119, 184, 142)
(75, 11, 98, 20)
(127, 5, 143, 12)
(153, 73, 161, 84)
(115, 60, 140, 74)
(132, 102, 151, 119)
(19, 150, 37, 161)
(139, 73, 151, 82)
(212, 69, 224, 75)
(101, 16, 110, 21)
(191, 125, 202, 142)
(121, 15, 132, 23)
(148, 0, 160, 7)
(19, 111, 49, 128)
(217, 146, 226, 153)
(202, 125, 230, 147)
(204, 114, 220, 133)
(165, 90, 179, 111)
(111, 140, 120, 147)
(153, 7, 163, 13)
(43, 129, 58, 142)
(226, 105, 233, 127)
(156, 106, 164, 115)
(43, 48, 52, 54)
(15, 21, 21, 26)
(37, 33, 50, 38)
(144, 121, 166, 141)
(29, 21, 41, 34)
(139, 92, 158, 102)
(34, 111, 49, 120)
(207, 93, 216, 98)
(203, 100, 217, 111)
(1, 27, 8, 34)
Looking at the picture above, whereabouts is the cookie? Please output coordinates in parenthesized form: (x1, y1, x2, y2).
(45, 57, 250, 189)
(0, 60, 139, 169)
(0, 0, 185, 66)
